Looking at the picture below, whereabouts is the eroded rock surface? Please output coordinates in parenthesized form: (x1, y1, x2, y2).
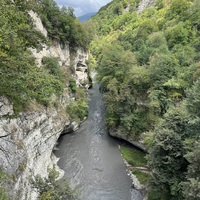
(137, 0, 156, 13)
(29, 10, 89, 86)
(109, 129, 147, 152)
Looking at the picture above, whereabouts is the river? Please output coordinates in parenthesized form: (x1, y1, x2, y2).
(54, 79, 144, 200)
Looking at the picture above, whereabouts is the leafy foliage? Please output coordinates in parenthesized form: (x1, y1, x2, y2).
(91, 0, 200, 135)
(42, 56, 64, 81)
(0, 0, 66, 114)
(89, 0, 200, 199)
(38, 0, 95, 47)
(146, 107, 189, 199)
(66, 88, 89, 123)
(31, 168, 80, 200)
(96, 42, 151, 137)
(146, 77, 200, 199)
(68, 78, 77, 93)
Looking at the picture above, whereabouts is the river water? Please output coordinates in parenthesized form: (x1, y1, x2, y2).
(54, 80, 143, 200)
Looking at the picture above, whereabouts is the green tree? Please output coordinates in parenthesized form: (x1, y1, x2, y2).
(165, 0, 191, 20)
(68, 78, 77, 93)
(172, 44, 196, 66)
(97, 43, 151, 137)
(180, 77, 200, 199)
(113, 3, 123, 15)
(165, 24, 189, 48)
(149, 53, 179, 88)
(38, 0, 94, 47)
(42, 56, 64, 81)
(147, 106, 189, 200)
(188, 0, 200, 30)
(155, 0, 165, 10)
(135, 45, 155, 65)
(137, 19, 158, 40)
(182, 140, 200, 200)
(123, 0, 128, 8)
(97, 42, 135, 91)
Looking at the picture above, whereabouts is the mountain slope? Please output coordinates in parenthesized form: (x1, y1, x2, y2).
(89, 0, 200, 199)
(78, 12, 96, 22)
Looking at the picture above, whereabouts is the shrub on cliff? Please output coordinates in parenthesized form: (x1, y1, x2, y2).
(68, 78, 77, 93)
(31, 168, 80, 200)
(42, 56, 65, 82)
(0, 168, 10, 200)
(66, 88, 89, 122)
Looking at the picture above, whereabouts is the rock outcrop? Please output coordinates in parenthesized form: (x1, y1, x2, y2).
(29, 10, 89, 87)
(123, 0, 156, 14)
(109, 129, 147, 152)
(137, 0, 156, 13)
(0, 10, 89, 200)
(0, 97, 71, 199)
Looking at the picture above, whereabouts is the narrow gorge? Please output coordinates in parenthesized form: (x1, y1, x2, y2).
(54, 75, 145, 200)
(2, 0, 199, 199)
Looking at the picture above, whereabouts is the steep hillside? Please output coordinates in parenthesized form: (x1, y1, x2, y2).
(78, 12, 97, 22)
(0, 0, 93, 199)
(89, 0, 200, 199)
(90, 0, 200, 143)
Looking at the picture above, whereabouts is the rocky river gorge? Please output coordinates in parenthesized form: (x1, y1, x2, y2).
(54, 77, 144, 200)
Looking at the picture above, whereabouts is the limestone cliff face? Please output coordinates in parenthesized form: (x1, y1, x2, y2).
(123, 0, 156, 14)
(109, 129, 147, 152)
(0, 11, 89, 200)
(0, 97, 71, 199)
(137, 0, 156, 13)
(29, 10, 89, 87)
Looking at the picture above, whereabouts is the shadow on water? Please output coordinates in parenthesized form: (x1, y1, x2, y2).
(54, 79, 144, 200)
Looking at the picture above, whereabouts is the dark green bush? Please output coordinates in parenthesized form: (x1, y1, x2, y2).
(165, 24, 189, 48)
(132, 39, 145, 51)
(137, 19, 158, 40)
(68, 78, 77, 93)
(42, 56, 64, 81)
(66, 88, 89, 122)
(31, 174, 80, 200)
(155, 0, 165, 10)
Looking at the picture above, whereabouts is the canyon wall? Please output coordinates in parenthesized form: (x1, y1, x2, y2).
(0, 11, 89, 200)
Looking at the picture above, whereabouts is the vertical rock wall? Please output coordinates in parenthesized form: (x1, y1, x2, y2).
(29, 10, 89, 86)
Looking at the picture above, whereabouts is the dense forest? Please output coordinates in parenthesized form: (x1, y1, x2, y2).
(89, 0, 200, 199)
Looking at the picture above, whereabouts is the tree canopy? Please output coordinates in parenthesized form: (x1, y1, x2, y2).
(90, 0, 200, 199)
